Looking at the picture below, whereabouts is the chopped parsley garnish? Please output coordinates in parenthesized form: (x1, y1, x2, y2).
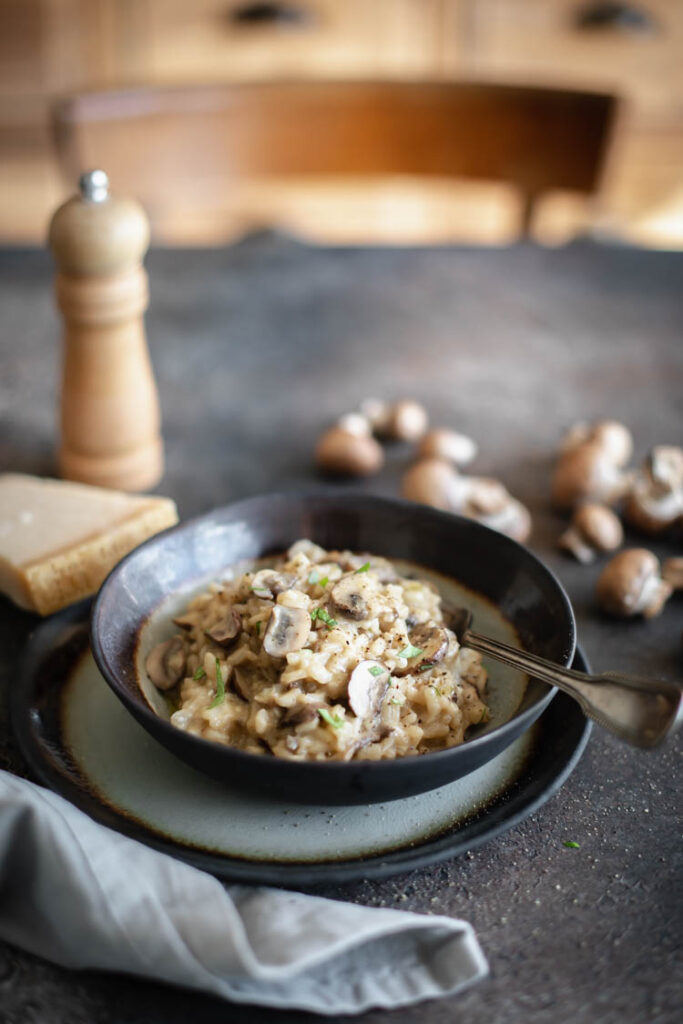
(398, 643, 423, 660)
(430, 685, 443, 696)
(563, 841, 580, 849)
(417, 661, 436, 673)
(208, 657, 226, 708)
(319, 576, 329, 588)
(193, 666, 206, 680)
(355, 562, 371, 573)
(318, 708, 343, 729)
(369, 664, 386, 677)
(255, 621, 262, 635)
(311, 608, 337, 628)
(389, 695, 405, 706)
(251, 585, 271, 596)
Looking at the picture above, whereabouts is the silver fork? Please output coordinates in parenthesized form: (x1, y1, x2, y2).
(446, 606, 683, 749)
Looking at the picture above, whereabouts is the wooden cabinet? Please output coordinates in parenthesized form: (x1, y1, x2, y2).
(446, 0, 683, 121)
(0, 0, 681, 246)
(440, 0, 683, 247)
(144, 0, 442, 82)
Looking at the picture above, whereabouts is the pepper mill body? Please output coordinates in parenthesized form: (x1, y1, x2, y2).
(48, 170, 163, 491)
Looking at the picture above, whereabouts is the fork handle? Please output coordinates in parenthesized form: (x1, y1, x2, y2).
(464, 630, 683, 749)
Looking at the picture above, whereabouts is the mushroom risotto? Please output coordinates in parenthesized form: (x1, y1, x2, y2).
(145, 540, 489, 761)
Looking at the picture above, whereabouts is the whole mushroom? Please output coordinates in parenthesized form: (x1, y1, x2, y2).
(402, 460, 531, 542)
(552, 441, 632, 510)
(450, 475, 532, 543)
(596, 548, 673, 619)
(418, 428, 478, 467)
(263, 605, 311, 657)
(315, 425, 384, 478)
(558, 504, 624, 564)
(402, 458, 458, 511)
(624, 445, 683, 534)
(382, 399, 429, 442)
(559, 419, 633, 467)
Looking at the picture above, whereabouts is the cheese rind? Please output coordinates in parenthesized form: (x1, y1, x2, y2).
(0, 474, 178, 615)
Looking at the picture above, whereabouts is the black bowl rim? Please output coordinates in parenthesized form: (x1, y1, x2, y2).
(90, 489, 576, 780)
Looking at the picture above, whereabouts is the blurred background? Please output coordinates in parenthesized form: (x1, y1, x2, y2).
(0, 0, 682, 249)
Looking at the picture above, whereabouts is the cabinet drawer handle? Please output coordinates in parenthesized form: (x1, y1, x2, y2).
(573, 2, 658, 33)
(228, 2, 312, 27)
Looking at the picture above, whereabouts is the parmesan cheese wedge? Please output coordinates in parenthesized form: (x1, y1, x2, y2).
(0, 473, 178, 615)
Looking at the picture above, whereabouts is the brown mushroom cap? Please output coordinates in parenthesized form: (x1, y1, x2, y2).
(596, 548, 673, 618)
(315, 426, 384, 477)
(418, 428, 478, 467)
(393, 623, 450, 676)
(560, 420, 633, 467)
(347, 660, 390, 720)
(251, 569, 295, 600)
(552, 442, 631, 510)
(205, 608, 242, 648)
(401, 458, 458, 510)
(145, 636, 186, 690)
(263, 605, 311, 657)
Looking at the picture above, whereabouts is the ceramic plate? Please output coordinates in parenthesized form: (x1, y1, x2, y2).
(12, 601, 591, 887)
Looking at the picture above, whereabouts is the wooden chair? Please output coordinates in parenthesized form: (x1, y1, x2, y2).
(51, 81, 617, 244)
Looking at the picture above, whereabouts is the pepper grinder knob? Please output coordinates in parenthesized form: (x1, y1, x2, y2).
(48, 169, 164, 491)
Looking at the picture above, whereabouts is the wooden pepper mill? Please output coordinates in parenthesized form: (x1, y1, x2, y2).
(48, 169, 164, 491)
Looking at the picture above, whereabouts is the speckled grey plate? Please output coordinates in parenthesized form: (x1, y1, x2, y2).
(12, 602, 591, 887)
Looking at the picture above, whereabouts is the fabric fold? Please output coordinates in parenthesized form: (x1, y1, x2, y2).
(0, 771, 487, 1015)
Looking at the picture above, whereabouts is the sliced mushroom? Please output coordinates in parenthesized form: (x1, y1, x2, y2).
(393, 623, 449, 675)
(330, 573, 375, 620)
(250, 569, 295, 600)
(205, 608, 242, 648)
(281, 702, 325, 726)
(558, 504, 624, 564)
(596, 548, 673, 618)
(347, 661, 390, 722)
(145, 636, 186, 691)
(263, 605, 311, 657)
(232, 666, 251, 701)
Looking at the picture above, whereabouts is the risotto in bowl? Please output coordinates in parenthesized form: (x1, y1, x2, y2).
(91, 492, 576, 803)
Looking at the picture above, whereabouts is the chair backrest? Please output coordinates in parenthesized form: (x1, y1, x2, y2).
(52, 81, 617, 240)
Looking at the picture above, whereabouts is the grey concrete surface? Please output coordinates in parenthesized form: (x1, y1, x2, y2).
(0, 235, 681, 1023)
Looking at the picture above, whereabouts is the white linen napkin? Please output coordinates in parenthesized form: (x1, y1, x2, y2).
(0, 771, 487, 1015)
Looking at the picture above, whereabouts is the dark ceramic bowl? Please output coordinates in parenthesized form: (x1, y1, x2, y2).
(91, 491, 576, 804)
